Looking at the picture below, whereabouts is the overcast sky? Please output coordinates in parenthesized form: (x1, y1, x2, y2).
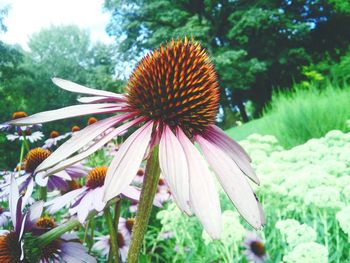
(0, 0, 113, 50)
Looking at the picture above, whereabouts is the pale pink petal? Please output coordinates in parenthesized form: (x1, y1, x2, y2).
(52, 77, 124, 101)
(45, 187, 86, 214)
(204, 125, 259, 184)
(35, 114, 132, 172)
(159, 125, 191, 215)
(92, 187, 107, 212)
(73, 191, 94, 223)
(177, 128, 221, 239)
(9, 174, 20, 228)
(103, 122, 153, 202)
(22, 178, 34, 207)
(196, 135, 263, 229)
(77, 96, 126, 104)
(24, 201, 44, 231)
(40, 117, 143, 177)
(9, 103, 121, 125)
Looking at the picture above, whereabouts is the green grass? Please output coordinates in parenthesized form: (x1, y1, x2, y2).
(226, 82, 350, 148)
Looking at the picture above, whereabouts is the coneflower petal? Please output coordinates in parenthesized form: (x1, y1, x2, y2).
(77, 96, 126, 104)
(103, 121, 154, 202)
(35, 114, 132, 173)
(159, 125, 191, 215)
(196, 135, 263, 229)
(52, 77, 124, 101)
(10, 104, 122, 125)
(22, 179, 34, 208)
(38, 117, 143, 178)
(45, 188, 86, 214)
(9, 174, 20, 230)
(24, 201, 44, 232)
(204, 125, 259, 184)
(177, 128, 221, 239)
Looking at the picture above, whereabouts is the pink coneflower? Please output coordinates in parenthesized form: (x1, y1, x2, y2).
(93, 231, 130, 262)
(10, 38, 264, 237)
(243, 232, 267, 263)
(0, 111, 41, 134)
(32, 216, 96, 263)
(6, 127, 44, 143)
(45, 167, 144, 223)
(0, 175, 44, 262)
(43, 130, 70, 149)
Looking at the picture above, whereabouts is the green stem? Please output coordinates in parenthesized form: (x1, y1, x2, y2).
(105, 207, 119, 263)
(36, 198, 119, 247)
(114, 200, 122, 233)
(18, 140, 25, 175)
(127, 145, 160, 263)
(88, 219, 95, 252)
(39, 186, 47, 202)
(23, 135, 30, 151)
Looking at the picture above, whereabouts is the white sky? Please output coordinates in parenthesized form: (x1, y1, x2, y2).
(0, 0, 114, 50)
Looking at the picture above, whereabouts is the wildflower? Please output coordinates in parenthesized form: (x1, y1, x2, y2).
(0, 111, 41, 133)
(45, 167, 145, 223)
(43, 130, 70, 149)
(93, 232, 130, 262)
(10, 38, 264, 237)
(6, 127, 44, 143)
(32, 216, 96, 263)
(283, 242, 328, 263)
(0, 175, 44, 262)
(0, 207, 10, 227)
(88, 117, 98, 125)
(243, 232, 267, 263)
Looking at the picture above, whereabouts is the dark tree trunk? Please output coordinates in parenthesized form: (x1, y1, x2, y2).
(232, 91, 249, 123)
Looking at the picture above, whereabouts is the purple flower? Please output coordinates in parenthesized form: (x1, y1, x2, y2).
(0, 174, 44, 262)
(243, 232, 267, 263)
(0, 207, 11, 227)
(42, 130, 70, 149)
(46, 167, 143, 223)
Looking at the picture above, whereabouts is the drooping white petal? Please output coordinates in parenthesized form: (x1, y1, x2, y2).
(177, 128, 221, 239)
(22, 178, 34, 208)
(35, 114, 132, 172)
(9, 174, 20, 229)
(159, 125, 191, 215)
(103, 122, 153, 202)
(196, 135, 263, 229)
(9, 103, 122, 125)
(52, 77, 124, 101)
(40, 117, 143, 177)
(204, 125, 259, 184)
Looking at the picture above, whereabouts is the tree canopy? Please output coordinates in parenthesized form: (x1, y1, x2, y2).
(104, 0, 350, 124)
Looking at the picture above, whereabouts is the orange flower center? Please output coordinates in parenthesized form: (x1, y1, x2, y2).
(24, 148, 51, 173)
(125, 218, 135, 233)
(12, 111, 28, 120)
(36, 216, 56, 229)
(88, 117, 98, 125)
(250, 241, 266, 256)
(0, 232, 21, 262)
(126, 38, 220, 135)
(49, 130, 60, 138)
(71, 125, 80, 132)
(86, 167, 107, 189)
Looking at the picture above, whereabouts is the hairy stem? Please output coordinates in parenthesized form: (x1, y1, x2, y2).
(127, 145, 160, 263)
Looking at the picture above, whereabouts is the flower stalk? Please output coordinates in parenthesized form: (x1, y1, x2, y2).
(127, 145, 161, 263)
(104, 207, 119, 263)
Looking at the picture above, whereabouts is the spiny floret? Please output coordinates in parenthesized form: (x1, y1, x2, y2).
(127, 38, 220, 135)
(25, 148, 51, 173)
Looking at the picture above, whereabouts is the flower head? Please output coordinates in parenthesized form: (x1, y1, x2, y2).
(243, 232, 267, 263)
(43, 130, 70, 149)
(10, 38, 264, 238)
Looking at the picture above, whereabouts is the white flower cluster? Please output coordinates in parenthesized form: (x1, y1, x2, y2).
(336, 206, 350, 240)
(276, 219, 317, 248)
(283, 242, 328, 263)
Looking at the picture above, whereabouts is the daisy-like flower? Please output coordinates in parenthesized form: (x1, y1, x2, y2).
(0, 111, 41, 133)
(43, 130, 70, 149)
(0, 175, 44, 262)
(10, 38, 264, 237)
(93, 231, 130, 262)
(31, 216, 96, 263)
(6, 127, 44, 143)
(45, 167, 144, 223)
(0, 148, 87, 201)
(243, 232, 267, 263)
(0, 207, 11, 227)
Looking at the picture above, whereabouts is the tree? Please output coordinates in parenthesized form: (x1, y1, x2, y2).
(104, 0, 350, 123)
